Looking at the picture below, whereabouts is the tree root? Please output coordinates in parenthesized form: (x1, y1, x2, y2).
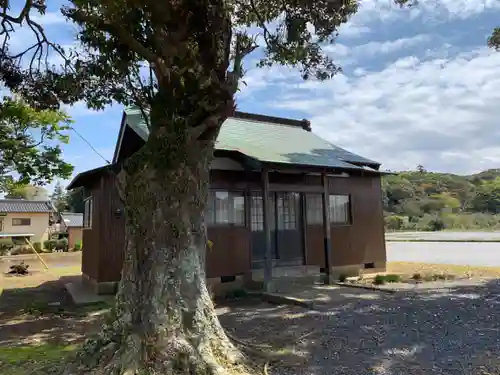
(225, 330, 311, 369)
(59, 327, 256, 375)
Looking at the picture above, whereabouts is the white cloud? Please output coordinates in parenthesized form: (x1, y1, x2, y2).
(353, 0, 500, 24)
(355, 34, 431, 56)
(337, 22, 371, 38)
(325, 34, 432, 65)
(258, 46, 500, 174)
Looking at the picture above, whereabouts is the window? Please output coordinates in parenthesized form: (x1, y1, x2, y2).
(12, 218, 31, 226)
(305, 194, 323, 225)
(83, 197, 93, 229)
(206, 191, 245, 226)
(329, 194, 351, 225)
(250, 192, 277, 231)
(306, 194, 352, 225)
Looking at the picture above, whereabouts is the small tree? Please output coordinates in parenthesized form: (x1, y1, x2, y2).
(67, 187, 86, 213)
(417, 164, 427, 173)
(0, 99, 73, 193)
(52, 181, 69, 211)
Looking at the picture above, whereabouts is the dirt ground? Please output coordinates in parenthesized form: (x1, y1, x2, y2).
(4, 261, 500, 375)
(2, 260, 499, 350)
(0, 266, 292, 374)
(387, 261, 500, 278)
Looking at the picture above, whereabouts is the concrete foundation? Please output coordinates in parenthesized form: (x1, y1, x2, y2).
(207, 275, 246, 297)
(65, 277, 114, 306)
(330, 261, 387, 279)
(82, 273, 118, 295)
(70, 262, 386, 304)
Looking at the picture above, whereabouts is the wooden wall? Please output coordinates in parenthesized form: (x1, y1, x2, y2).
(305, 175, 386, 269)
(81, 179, 101, 281)
(81, 171, 126, 283)
(206, 226, 251, 278)
(83, 168, 386, 285)
(98, 172, 126, 282)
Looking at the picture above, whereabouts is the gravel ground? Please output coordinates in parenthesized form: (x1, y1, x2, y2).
(219, 280, 500, 375)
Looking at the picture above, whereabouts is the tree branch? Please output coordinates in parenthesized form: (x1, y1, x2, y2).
(71, 11, 158, 65)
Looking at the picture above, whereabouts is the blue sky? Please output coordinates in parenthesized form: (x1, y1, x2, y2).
(7, 0, 500, 194)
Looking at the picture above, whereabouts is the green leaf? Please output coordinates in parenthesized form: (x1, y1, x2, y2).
(0, 97, 74, 193)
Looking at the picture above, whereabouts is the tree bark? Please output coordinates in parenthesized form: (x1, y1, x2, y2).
(63, 101, 251, 375)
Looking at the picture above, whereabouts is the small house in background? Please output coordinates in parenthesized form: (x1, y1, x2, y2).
(67, 109, 387, 295)
(59, 212, 83, 249)
(0, 200, 54, 245)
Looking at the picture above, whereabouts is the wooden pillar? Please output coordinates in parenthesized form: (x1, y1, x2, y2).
(300, 193, 308, 265)
(321, 173, 332, 284)
(262, 166, 273, 292)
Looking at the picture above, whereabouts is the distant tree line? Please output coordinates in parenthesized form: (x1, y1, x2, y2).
(382, 167, 500, 231)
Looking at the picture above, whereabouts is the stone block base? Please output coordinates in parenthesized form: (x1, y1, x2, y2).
(206, 275, 245, 297)
(82, 273, 118, 295)
(328, 261, 387, 279)
(248, 266, 321, 292)
(251, 265, 321, 281)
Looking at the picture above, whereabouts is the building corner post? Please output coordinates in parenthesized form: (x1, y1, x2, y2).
(262, 165, 273, 292)
(321, 173, 333, 284)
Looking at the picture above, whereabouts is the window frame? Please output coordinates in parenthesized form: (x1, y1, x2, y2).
(328, 194, 352, 226)
(83, 196, 93, 230)
(12, 218, 31, 226)
(206, 189, 246, 227)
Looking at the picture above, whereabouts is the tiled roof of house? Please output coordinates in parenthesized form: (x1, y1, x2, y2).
(123, 108, 380, 171)
(0, 199, 54, 213)
(60, 212, 83, 228)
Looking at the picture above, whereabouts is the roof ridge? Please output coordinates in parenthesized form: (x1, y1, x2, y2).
(233, 111, 311, 131)
(0, 199, 51, 202)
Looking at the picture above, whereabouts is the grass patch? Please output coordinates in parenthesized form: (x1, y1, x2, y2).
(373, 275, 385, 285)
(22, 300, 112, 318)
(0, 344, 77, 375)
(373, 274, 401, 285)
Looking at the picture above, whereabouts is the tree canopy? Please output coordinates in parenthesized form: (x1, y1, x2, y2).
(4, 184, 49, 200)
(383, 169, 500, 231)
(0, 98, 73, 193)
(0, 2, 498, 374)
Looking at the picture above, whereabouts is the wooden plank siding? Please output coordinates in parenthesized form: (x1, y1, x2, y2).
(305, 175, 386, 269)
(81, 180, 102, 281)
(98, 172, 126, 283)
(82, 169, 386, 285)
(206, 227, 251, 278)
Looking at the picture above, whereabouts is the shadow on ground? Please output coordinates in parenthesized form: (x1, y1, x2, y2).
(3, 275, 500, 375)
(0, 275, 107, 348)
(218, 279, 500, 375)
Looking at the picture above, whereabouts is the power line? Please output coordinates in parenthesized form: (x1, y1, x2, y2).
(70, 126, 111, 165)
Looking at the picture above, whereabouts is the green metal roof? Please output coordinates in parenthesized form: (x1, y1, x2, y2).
(124, 108, 379, 171)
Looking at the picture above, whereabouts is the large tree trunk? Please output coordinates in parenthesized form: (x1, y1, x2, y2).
(63, 102, 251, 374)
